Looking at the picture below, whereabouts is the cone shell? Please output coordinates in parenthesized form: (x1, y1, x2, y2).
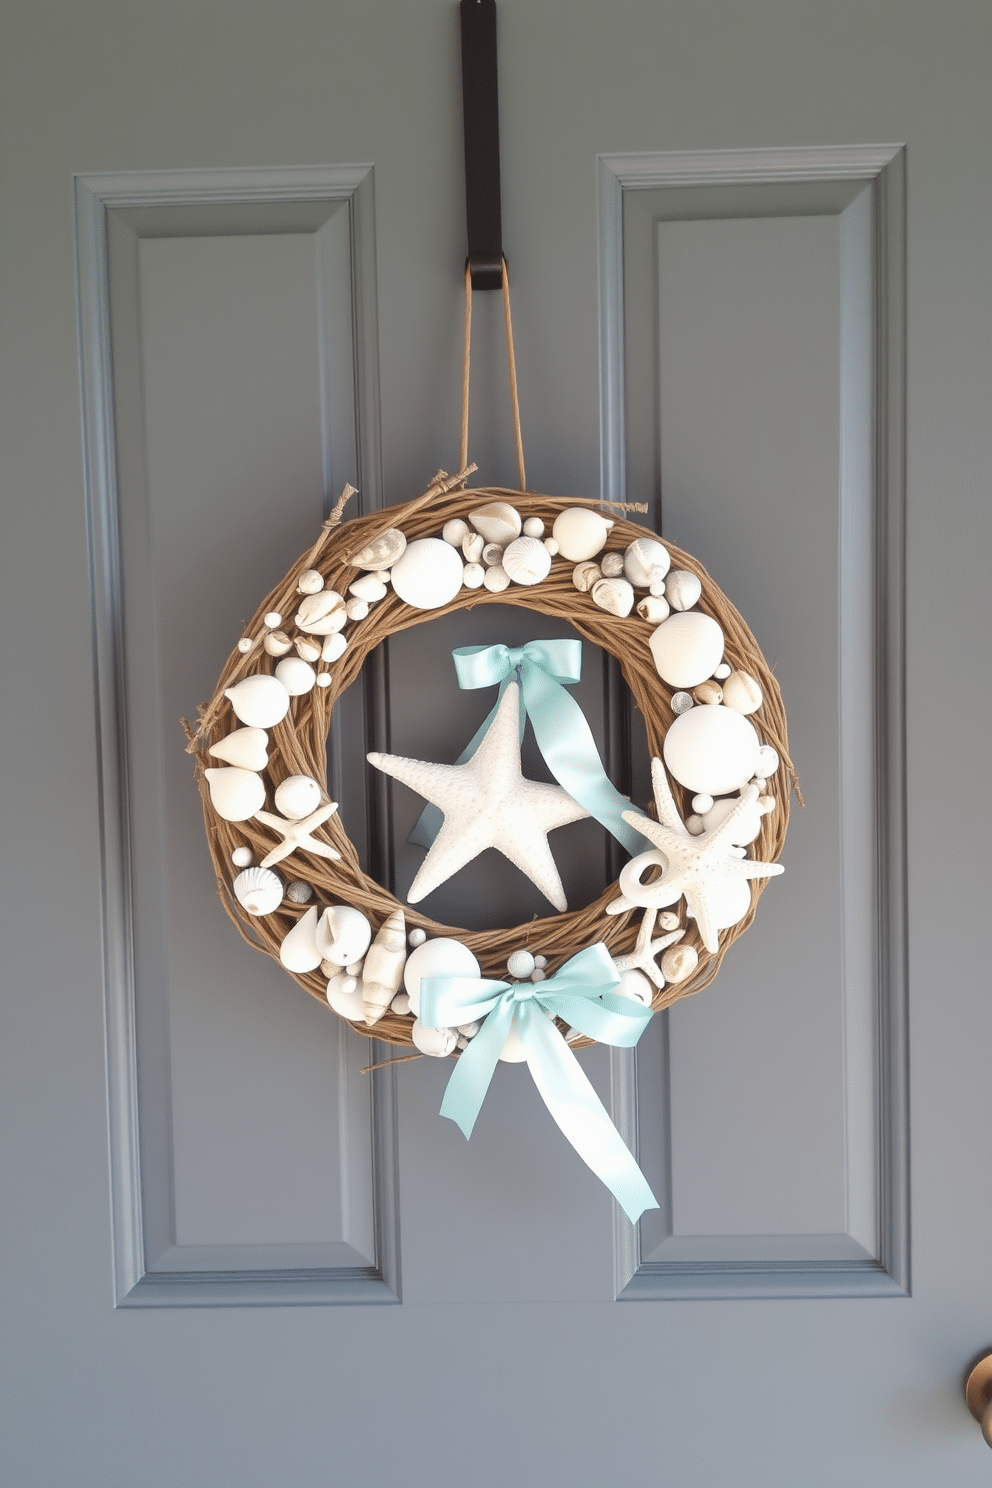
(361, 909, 407, 1025)
(208, 727, 269, 771)
(348, 528, 407, 570)
(224, 674, 290, 728)
(279, 905, 322, 973)
(502, 535, 552, 586)
(204, 766, 266, 822)
(233, 866, 283, 916)
(468, 501, 521, 546)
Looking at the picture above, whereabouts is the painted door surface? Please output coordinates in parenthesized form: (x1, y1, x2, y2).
(2, 2, 990, 1484)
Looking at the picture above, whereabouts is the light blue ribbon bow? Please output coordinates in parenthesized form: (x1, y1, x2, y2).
(409, 641, 653, 857)
(419, 942, 659, 1222)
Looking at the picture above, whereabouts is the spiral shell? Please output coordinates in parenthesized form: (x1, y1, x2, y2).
(233, 866, 283, 916)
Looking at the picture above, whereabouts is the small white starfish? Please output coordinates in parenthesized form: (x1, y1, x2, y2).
(368, 682, 589, 911)
(607, 757, 783, 954)
(612, 907, 685, 989)
(254, 801, 342, 869)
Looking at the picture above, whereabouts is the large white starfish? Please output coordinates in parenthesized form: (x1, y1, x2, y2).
(612, 907, 685, 989)
(607, 757, 783, 954)
(368, 682, 589, 911)
(254, 801, 341, 869)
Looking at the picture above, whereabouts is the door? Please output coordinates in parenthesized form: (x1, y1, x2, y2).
(3, 2, 990, 1483)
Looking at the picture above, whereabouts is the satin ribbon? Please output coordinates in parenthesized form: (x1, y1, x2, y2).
(419, 942, 659, 1222)
(409, 641, 652, 857)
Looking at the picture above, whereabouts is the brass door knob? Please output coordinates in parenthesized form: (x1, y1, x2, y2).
(965, 1355, 992, 1446)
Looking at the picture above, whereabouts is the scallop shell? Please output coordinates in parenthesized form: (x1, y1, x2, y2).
(721, 669, 763, 715)
(483, 564, 510, 592)
(665, 569, 702, 612)
(204, 766, 266, 822)
(293, 635, 322, 664)
(208, 726, 269, 771)
(295, 591, 347, 635)
(661, 944, 698, 984)
(636, 595, 670, 624)
(552, 508, 613, 562)
(624, 538, 671, 589)
(233, 866, 283, 916)
(262, 629, 292, 657)
(591, 577, 635, 617)
(361, 909, 408, 1025)
(572, 560, 602, 592)
(404, 937, 479, 1017)
(442, 518, 470, 546)
(389, 538, 464, 610)
(326, 972, 365, 1021)
(316, 905, 372, 968)
(648, 612, 725, 688)
(502, 535, 552, 586)
(348, 527, 407, 570)
(274, 774, 322, 820)
(348, 573, 387, 603)
(296, 569, 324, 594)
(274, 656, 316, 695)
(224, 674, 290, 728)
(468, 501, 521, 546)
(411, 1021, 459, 1057)
(279, 906, 322, 973)
(663, 704, 761, 795)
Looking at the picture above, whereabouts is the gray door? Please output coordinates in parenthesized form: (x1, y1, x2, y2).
(4, 2, 991, 1483)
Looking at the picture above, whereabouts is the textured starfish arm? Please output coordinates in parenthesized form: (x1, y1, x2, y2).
(367, 750, 461, 809)
(493, 829, 569, 912)
(649, 756, 693, 837)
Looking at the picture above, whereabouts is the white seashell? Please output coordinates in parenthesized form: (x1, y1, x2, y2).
(617, 969, 654, 1006)
(572, 560, 602, 593)
(390, 538, 464, 610)
(468, 501, 521, 546)
(326, 973, 365, 1021)
(231, 846, 253, 867)
(321, 632, 348, 663)
(286, 880, 313, 904)
(280, 906, 322, 973)
(390, 991, 411, 1016)
(600, 551, 625, 578)
(691, 793, 714, 814)
(411, 1021, 458, 1057)
(693, 680, 723, 706)
(294, 635, 322, 663)
(543, 537, 560, 557)
(457, 1021, 481, 1038)
(274, 656, 316, 695)
(346, 598, 369, 621)
(264, 611, 282, 629)
(663, 705, 761, 795)
(408, 927, 427, 947)
(274, 774, 322, 819)
(552, 508, 613, 562)
(671, 691, 694, 715)
(756, 745, 779, 779)
(297, 569, 324, 594)
(316, 905, 372, 968)
(686, 877, 752, 934)
(649, 612, 725, 688)
(462, 531, 484, 564)
(686, 814, 705, 836)
(665, 569, 702, 612)
(348, 574, 387, 603)
(204, 767, 266, 822)
(658, 911, 681, 932)
(349, 528, 407, 570)
(225, 674, 290, 728)
(591, 577, 635, 617)
(295, 590, 347, 635)
(361, 909, 408, 1025)
(702, 793, 763, 845)
(209, 726, 269, 771)
(462, 562, 485, 589)
(523, 516, 545, 538)
(533, 954, 547, 968)
(507, 949, 536, 979)
(404, 937, 479, 1017)
(482, 542, 504, 567)
(661, 943, 698, 983)
(722, 669, 763, 715)
(442, 518, 470, 546)
(714, 662, 732, 680)
(237, 635, 257, 655)
(233, 866, 283, 916)
(483, 564, 511, 592)
(502, 536, 552, 586)
(263, 629, 292, 657)
(636, 595, 670, 624)
(624, 537, 671, 589)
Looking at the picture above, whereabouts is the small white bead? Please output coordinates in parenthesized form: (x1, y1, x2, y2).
(523, 517, 545, 538)
(659, 911, 681, 931)
(530, 967, 546, 983)
(316, 672, 332, 687)
(237, 636, 256, 654)
(264, 611, 282, 629)
(231, 846, 253, 867)
(686, 814, 705, 836)
(462, 562, 485, 588)
(408, 927, 427, 947)
(691, 794, 714, 814)
(543, 537, 559, 556)
(443, 518, 470, 546)
(533, 954, 547, 968)
(507, 949, 536, 979)
(390, 990, 411, 1016)
(713, 662, 731, 680)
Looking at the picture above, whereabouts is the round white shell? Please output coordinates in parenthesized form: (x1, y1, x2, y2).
(208, 727, 269, 771)
(286, 880, 313, 904)
(233, 866, 283, 916)
(483, 564, 510, 592)
(507, 949, 536, 979)
(349, 528, 407, 571)
(502, 535, 552, 586)
(264, 611, 282, 629)
(591, 577, 635, 617)
(348, 573, 387, 603)
(295, 591, 347, 635)
(316, 905, 373, 967)
(649, 612, 725, 689)
(411, 1021, 459, 1057)
(442, 518, 470, 546)
(665, 569, 703, 612)
(404, 937, 480, 1017)
(408, 927, 427, 947)
(326, 972, 366, 1021)
(204, 766, 266, 822)
(552, 508, 613, 562)
(390, 538, 464, 610)
(756, 745, 780, 778)
(523, 516, 545, 538)
(231, 846, 253, 867)
(297, 569, 324, 594)
(468, 501, 521, 546)
(663, 705, 761, 795)
(279, 906, 322, 973)
(224, 674, 290, 728)
(701, 794, 763, 844)
(722, 669, 763, 715)
(274, 656, 316, 696)
(274, 774, 322, 819)
(617, 969, 654, 1006)
(624, 538, 671, 589)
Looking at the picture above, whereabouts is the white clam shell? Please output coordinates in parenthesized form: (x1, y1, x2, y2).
(661, 943, 698, 983)
(262, 629, 292, 656)
(552, 508, 613, 561)
(404, 937, 480, 1017)
(502, 535, 552, 586)
(295, 590, 347, 635)
(326, 972, 366, 1021)
(321, 632, 348, 663)
(663, 704, 761, 795)
(442, 518, 470, 546)
(224, 674, 290, 728)
(624, 538, 671, 589)
(349, 528, 407, 570)
(348, 573, 387, 603)
(468, 501, 522, 546)
(702, 794, 763, 844)
(279, 905, 323, 973)
(591, 576, 635, 617)
(721, 669, 763, 715)
(274, 774, 322, 819)
(204, 766, 266, 822)
(316, 905, 372, 967)
(411, 1021, 458, 1057)
(296, 569, 325, 594)
(636, 594, 670, 624)
(648, 612, 725, 688)
(572, 560, 602, 592)
(274, 656, 316, 695)
(390, 538, 464, 610)
(233, 866, 283, 916)
(294, 635, 322, 663)
(483, 564, 511, 592)
(361, 909, 408, 1025)
(208, 726, 269, 771)
(665, 569, 702, 612)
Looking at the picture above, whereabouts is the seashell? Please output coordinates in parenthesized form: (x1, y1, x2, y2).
(231, 846, 253, 867)
(279, 906, 322, 973)
(591, 577, 635, 617)
(286, 880, 313, 904)
(295, 590, 347, 635)
(411, 1021, 458, 1057)
(348, 527, 407, 571)
(663, 704, 761, 795)
(661, 943, 698, 984)
(691, 793, 714, 814)
(404, 937, 479, 1017)
(617, 969, 654, 1006)
(462, 562, 485, 588)
(390, 990, 411, 1016)
(468, 500, 521, 546)
(714, 662, 732, 680)
(658, 910, 681, 932)
(297, 569, 324, 594)
(756, 744, 780, 779)
(722, 669, 763, 715)
(264, 611, 282, 629)
(209, 726, 269, 771)
(233, 866, 283, 916)
(225, 674, 290, 728)
(649, 612, 725, 688)
(533, 954, 547, 967)
(274, 656, 316, 695)
(552, 508, 613, 561)
(600, 551, 625, 578)
(483, 564, 511, 592)
(348, 573, 387, 603)
(507, 949, 536, 979)
(543, 537, 560, 556)
(462, 531, 484, 564)
(316, 673, 331, 688)
(702, 793, 763, 845)
(237, 635, 257, 655)
(572, 560, 602, 592)
(361, 909, 407, 1025)
(502, 536, 552, 586)
(204, 766, 266, 822)
(530, 968, 546, 983)
(757, 794, 776, 816)
(316, 905, 372, 968)
(671, 691, 694, 715)
(326, 973, 365, 1021)
(321, 632, 348, 663)
(457, 1021, 481, 1038)
(274, 774, 321, 819)
(442, 518, 470, 546)
(294, 635, 322, 664)
(686, 814, 705, 836)
(624, 537, 671, 589)
(665, 569, 702, 612)
(693, 680, 723, 706)
(346, 598, 369, 621)
(482, 542, 504, 567)
(390, 538, 464, 610)
(408, 927, 427, 947)
(263, 629, 292, 657)
(523, 516, 544, 538)
(636, 595, 670, 624)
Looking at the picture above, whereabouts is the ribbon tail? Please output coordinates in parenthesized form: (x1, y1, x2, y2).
(437, 1000, 515, 1139)
(521, 1007, 658, 1223)
(408, 678, 520, 848)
